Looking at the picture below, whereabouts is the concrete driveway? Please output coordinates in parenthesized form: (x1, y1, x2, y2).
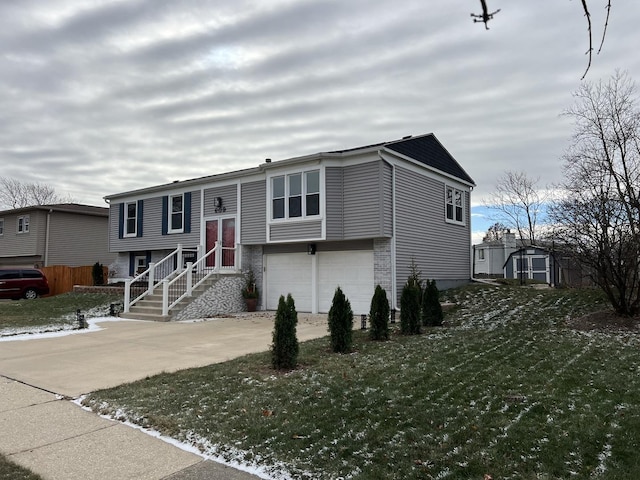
(0, 313, 329, 480)
(0, 313, 329, 397)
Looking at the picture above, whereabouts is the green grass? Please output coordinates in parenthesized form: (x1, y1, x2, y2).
(0, 292, 122, 334)
(0, 454, 42, 480)
(83, 285, 640, 479)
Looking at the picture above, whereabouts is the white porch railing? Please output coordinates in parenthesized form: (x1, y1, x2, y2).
(123, 244, 199, 313)
(161, 242, 238, 316)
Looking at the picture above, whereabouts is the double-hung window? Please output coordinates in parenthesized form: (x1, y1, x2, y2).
(124, 202, 137, 237)
(169, 194, 184, 233)
(271, 170, 321, 220)
(17, 215, 29, 233)
(445, 186, 464, 224)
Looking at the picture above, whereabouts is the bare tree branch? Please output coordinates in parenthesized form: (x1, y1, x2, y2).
(580, 0, 594, 80)
(0, 177, 74, 210)
(471, 0, 501, 30)
(598, 0, 612, 54)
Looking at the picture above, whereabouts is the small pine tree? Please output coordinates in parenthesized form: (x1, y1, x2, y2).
(328, 286, 354, 353)
(400, 281, 421, 335)
(92, 262, 105, 286)
(271, 294, 299, 370)
(369, 285, 390, 341)
(421, 279, 444, 327)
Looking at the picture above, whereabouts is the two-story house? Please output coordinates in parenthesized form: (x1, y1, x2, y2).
(0, 203, 111, 268)
(105, 133, 475, 317)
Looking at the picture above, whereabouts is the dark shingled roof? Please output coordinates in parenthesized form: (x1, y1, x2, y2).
(384, 134, 475, 185)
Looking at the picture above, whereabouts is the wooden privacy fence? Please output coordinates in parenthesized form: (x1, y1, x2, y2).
(41, 265, 108, 296)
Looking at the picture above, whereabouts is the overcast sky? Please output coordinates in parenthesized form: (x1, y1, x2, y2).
(1, 1, 639, 240)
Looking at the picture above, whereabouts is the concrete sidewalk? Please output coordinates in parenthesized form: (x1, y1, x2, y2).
(0, 313, 329, 479)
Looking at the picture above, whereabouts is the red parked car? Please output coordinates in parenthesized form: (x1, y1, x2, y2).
(0, 269, 50, 300)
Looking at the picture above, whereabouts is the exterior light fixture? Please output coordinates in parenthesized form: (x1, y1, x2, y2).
(307, 243, 316, 255)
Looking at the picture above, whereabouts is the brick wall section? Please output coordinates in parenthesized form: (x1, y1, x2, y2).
(241, 245, 264, 310)
(373, 238, 393, 304)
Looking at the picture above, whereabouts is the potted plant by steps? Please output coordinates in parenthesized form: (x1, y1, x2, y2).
(242, 270, 259, 312)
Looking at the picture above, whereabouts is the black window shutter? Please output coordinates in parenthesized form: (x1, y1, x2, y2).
(137, 200, 144, 237)
(118, 203, 124, 239)
(129, 252, 135, 276)
(161, 196, 168, 235)
(184, 192, 192, 233)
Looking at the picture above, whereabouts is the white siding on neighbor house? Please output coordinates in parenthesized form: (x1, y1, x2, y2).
(394, 165, 471, 300)
(204, 184, 237, 216)
(240, 181, 266, 245)
(109, 192, 201, 252)
(47, 212, 112, 266)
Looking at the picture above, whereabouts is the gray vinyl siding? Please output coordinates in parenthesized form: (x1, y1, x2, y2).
(270, 221, 322, 242)
(109, 191, 201, 252)
(264, 239, 372, 255)
(343, 160, 392, 239)
(394, 166, 471, 301)
(0, 211, 44, 258)
(204, 184, 237, 216)
(240, 181, 266, 244)
(325, 167, 343, 240)
(325, 161, 392, 241)
(47, 212, 112, 266)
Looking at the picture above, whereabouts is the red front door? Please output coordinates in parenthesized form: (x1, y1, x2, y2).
(205, 218, 235, 268)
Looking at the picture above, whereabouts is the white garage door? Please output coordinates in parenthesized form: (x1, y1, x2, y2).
(318, 251, 374, 314)
(264, 250, 374, 314)
(264, 253, 312, 311)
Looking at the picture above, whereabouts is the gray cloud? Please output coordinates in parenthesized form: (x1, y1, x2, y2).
(0, 0, 638, 212)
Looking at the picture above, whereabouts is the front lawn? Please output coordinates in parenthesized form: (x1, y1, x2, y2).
(0, 293, 122, 335)
(83, 285, 640, 479)
(0, 454, 42, 480)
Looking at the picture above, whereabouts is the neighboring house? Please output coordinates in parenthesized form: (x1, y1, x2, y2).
(503, 245, 589, 287)
(473, 230, 518, 278)
(0, 204, 112, 268)
(105, 133, 475, 315)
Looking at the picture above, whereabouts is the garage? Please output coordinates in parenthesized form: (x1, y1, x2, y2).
(264, 250, 374, 314)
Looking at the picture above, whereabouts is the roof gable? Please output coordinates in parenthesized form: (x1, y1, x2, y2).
(384, 134, 475, 185)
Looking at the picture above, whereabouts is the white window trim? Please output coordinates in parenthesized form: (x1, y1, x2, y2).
(17, 215, 30, 234)
(445, 185, 465, 226)
(267, 167, 323, 223)
(168, 193, 185, 234)
(124, 201, 137, 238)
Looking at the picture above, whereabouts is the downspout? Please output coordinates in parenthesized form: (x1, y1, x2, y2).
(391, 162, 397, 310)
(44, 209, 53, 267)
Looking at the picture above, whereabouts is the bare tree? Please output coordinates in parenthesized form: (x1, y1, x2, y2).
(550, 71, 640, 316)
(472, 1, 613, 78)
(0, 177, 73, 210)
(484, 171, 548, 244)
(484, 222, 508, 242)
